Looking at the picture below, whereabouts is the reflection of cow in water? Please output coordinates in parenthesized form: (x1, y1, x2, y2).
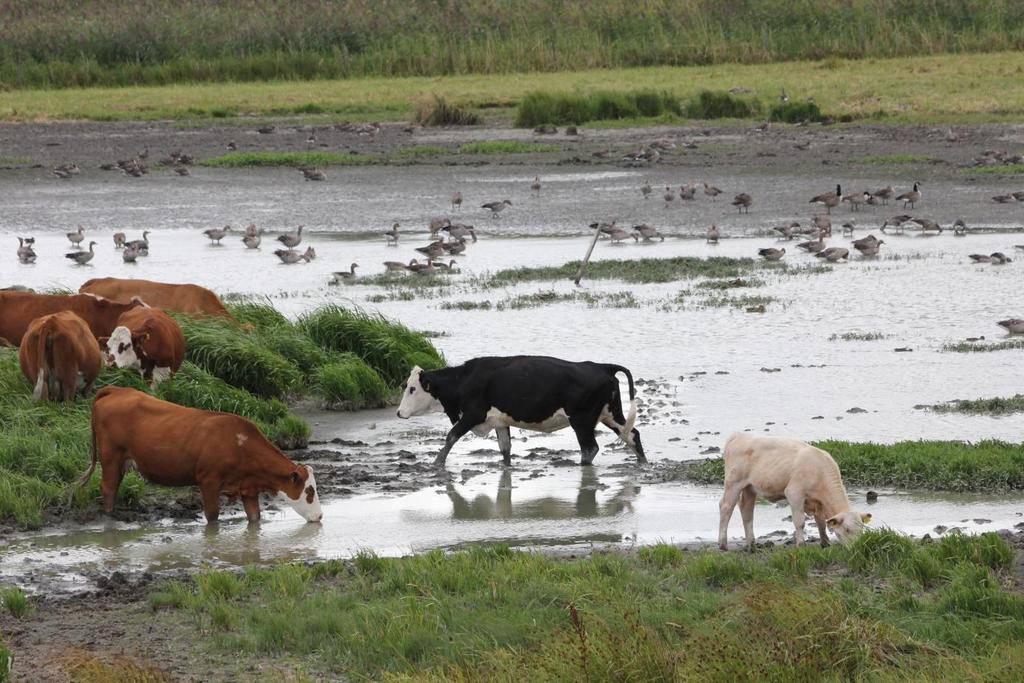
(446, 467, 639, 521)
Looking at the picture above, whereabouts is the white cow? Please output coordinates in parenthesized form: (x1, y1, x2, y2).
(718, 433, 871, 550)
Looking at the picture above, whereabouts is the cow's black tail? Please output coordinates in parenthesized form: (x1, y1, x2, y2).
(602, 364, 638, 437)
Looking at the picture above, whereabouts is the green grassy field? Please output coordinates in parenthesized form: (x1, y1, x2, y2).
(136, 532, 1024, 681)
(3, 1, 1023, 89)
(4, 51, 1024, 124)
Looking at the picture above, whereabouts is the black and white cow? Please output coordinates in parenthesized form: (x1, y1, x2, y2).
(396, 356, 645, 466)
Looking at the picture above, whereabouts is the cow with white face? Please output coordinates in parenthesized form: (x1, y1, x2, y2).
(100, 307, 185, 387)
(397, 356, 645, 467)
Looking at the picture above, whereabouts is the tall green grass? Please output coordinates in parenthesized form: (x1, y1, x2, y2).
(515, 90, 681, 127)
(152, 531, 1024, 680)
(4, 1, 1024, 88)
(298, 305, 444, 386)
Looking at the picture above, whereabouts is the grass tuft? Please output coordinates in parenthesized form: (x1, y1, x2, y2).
(0, 587, 31, 618)
(415, 94, 481, 126)
(457, 140, 559, 154)
(685, 90, 762, 119)
(926, 395, 1024, 415)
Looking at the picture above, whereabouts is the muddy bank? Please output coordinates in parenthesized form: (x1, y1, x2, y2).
(2, 118, 1023, 179)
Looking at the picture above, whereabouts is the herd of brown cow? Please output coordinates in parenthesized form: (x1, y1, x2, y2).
(1, 277, 323, 523)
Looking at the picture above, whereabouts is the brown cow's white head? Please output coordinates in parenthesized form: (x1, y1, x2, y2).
(396, 366, 443, 418)
(275, 465, 323, 523)
(826, 511, 872, 542)
(101, 325, 144, 370)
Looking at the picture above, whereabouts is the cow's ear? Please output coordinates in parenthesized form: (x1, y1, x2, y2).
(131, 333, 146, 346)
(97, 336, 109, 347)
(290, 471, 301, 485)
(420, 376, 432, 393)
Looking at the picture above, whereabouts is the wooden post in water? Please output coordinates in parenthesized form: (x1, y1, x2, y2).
(574, 227, 602, 286)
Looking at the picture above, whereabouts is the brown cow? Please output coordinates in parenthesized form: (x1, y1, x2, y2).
(18, 311, 103, 403)
(79, 277, 236, 321)
(99, 307, 185, 387)
(0, 290, 146, 347)
(81, 387, 323, 523)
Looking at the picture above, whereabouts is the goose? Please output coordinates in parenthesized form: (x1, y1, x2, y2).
(451, 191, 463, 211)
(416, 241, 446, 258)
(663, 186, 674, 204)
(758, 247, 785, 261)
(203, 225, 231, 244)
(703, 182, 723, 200)
(841, 221, 856, 236)
(632, 224, 664, 242)
(1013, 192, 1024, 201)
(997, 319, 1024, 334)
(112, 232, 126, 248)
(531, 176, 542, 193)
(773, 222, 800, 240)
(274, 246, 316, 264)
(990, 252, 1012, 265)
(608, 227, 632, 243)
(174, 166, 190, 177)
(816, 247, 849, 262)
(243, 223, 260, 237)
(330, 264, 359, 283)
(678, 184, 696, 201)
(384, 222, 400, 245)
(779, 88, 789, 103)
(227, 141, 237, 151)
(125, 230, 151, 254)
(67, 225, 85, 248)
(122, 244, 140, 263)
(66, 241, 97, 265)
(968, 254, 992, 263)
(412, 259, 438, 275)
(589, 221, 618, 238)
(853, 237, 884, 256)
(482, 199, 512, 217)
(16, 237, 36, 264)
(442, 239, 467, 255)
(429, 218, 452, 236)
(277, 225, 303, 248)
(732, 193, 753, 213)
(881, 214, 912, 233)
(810, 184, 841, 214)
(841, 191, 870, 211)
(52, 165, 75, 179)
(707, 224, 721, 244)
(797, 234, 826, 253)
(992, 194, 1016, 204)
(433, 259, 459, 272)
(811, 214, 832, 236)
(383, 260, 412, 273)
(871, 186, 894, 205)
(305, 168, 327, 182)
(444, 223, 476, 242)
(952, 219, 968, 236)
(910, 217, 942, 233)
(641, 180, 652, 199)
(242, 233, 262, 249)
(896, 182, 922, 208)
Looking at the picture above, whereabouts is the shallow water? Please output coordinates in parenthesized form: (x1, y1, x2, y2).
(2, 165, 1023, 591)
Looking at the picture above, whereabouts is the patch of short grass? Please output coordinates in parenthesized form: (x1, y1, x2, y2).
(488, 256, 788, 286)
(829, 331, 890, 341)
(394, 144, 448, 158)
(155, 533, 1024, 680)
(457, 141, 559, 154)
(493, 291, 640, 310)
(438, 300, 493, 311)
(859, 154, 938, 164)
(964, 164, 1024, 175)
(943, 339, 1024, 352)
(695, 277, 765, 290)
(677, 439, 1024, 492)
(200, 152, 368, 167)
(927, 395, 1024, 416)
(54, 651, 172, 683)
(1, 587, 31, 618)
(0, 155, 31, 165)
(697, 294, 776, 310)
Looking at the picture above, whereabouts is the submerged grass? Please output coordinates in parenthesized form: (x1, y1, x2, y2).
(943, 339, 1024, 352)
(200, 151, 368, 167)
(488, 256, 785, 286)
(682, 439, 1024, 492)
(927, 395, 1024, 416)
(153, 531, 1024, 680)
(830, 331, 890, 341)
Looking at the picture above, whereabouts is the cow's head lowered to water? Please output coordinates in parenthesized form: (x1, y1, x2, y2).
(396, 366, 444, 418)
(275, 465, 323, 522)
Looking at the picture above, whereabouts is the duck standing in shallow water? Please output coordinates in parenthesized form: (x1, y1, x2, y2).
(277, 225, 303, 248)
(16, 237, 36, 263)
(203, 225, 231, 245)
(66, 241, 97, 265)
